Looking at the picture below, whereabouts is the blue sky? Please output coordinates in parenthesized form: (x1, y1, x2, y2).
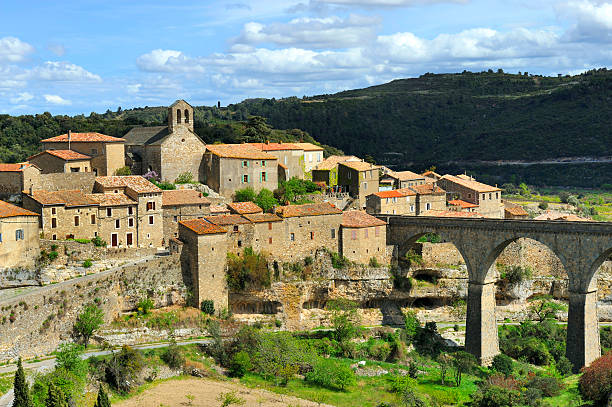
(1, 0, 611, 114)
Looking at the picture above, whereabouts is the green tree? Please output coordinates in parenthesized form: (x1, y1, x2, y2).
(492, 354, 513, 377)
(13, 357, 33, 407)
(234, 187, 256, 202)
(437, 353, 453, 385)
(518, 183, 531, 197)
(73, 304, 104, 346)
(254, 188, 277, 212)
(93, 384, 111, 407)
(113, 166, 131, 176)
(44, 382, 67, 407)
(55, 343, 87, 379)
(528, 295, 567, 323)
(241, 116, 271, 142)
(452, 351, 476, 387)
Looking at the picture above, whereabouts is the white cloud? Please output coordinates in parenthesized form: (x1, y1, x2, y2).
(234, 15, 380, 49)
(0, 37, 34, 63)
(558, 0, 612, 41)
(136, 49, 205, 73)
(44, 94, 71, 105)
(10, 92, 33, 103)
(29, 61, 102, 82)
(317, 0, 467, 4)
(127, 83, 142, 94)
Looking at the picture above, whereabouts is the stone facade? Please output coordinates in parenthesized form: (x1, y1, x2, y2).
(0, 201, 40, 270)
(162, 190, 211, 242)
(311, 155, 361, 189)
(340, 211, 388, 265)
(293, 142, 324, 174)
(0, 164, 40, 201)
(249, 143, 305, 180)
(338, 161, 380, 208)
(28, 150, 92, 174)
(438, 174, 503, 218)
(366, 190, 417, 215)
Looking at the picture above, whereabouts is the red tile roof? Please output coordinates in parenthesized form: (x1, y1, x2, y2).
(373, 189, 415, 198)
(410, 184, 445, 195)
(162, 190, 210, 206)
(504, 206, 528, 216)
(210, 204, 230, 214)
(441, 175, 500, 193)
(342, 210, 386, 228)
(339, 161, 380, 172)
(205, 144, 276, 160)
(204, 214, 251, 225)
(276, 202, 342, 218)
(314, 155, 360, 171)
(227, 201, 263, 214)
(29, 190, 98, 207)
(179, 219, 227, 235)
(29, 150, 91, 161)
(292, 142, 323, 151)
(448, 199, 479, 209)
(0, 200, 38, 218)
(242, 213, 283, 223)
(533, 211, 591, 221)
(95, 176, 161, 194)
(86, 193, 136, 206)
(0, 163, 34, 172)
(42, 132, 124, 143)
(386, 170, 424, 181)
(249, 142, 302, 151)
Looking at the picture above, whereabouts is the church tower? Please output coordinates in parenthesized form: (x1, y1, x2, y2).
(168, 99, 194, 133)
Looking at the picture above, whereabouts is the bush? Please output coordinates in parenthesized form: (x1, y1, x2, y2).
(579, 352, 612, 405)
(136, 297, 154, 315)
(254, 188, 278, 212)
(73, 238, 91, 244)
(526, 375, 563, 397)
(365, 339, 392, 361)
(175, 171, 194, 184)
(114, 166, 132, 176)
(538, 202, 548, 210)
(556, 356, 573, 377)
(92, 235, 106, 247)
(104, 346, 144, 393)
(414, 322, 444, 357)
(153, 180, 176, 190)
(226, 247, 270, 291)
(73, 304, 104, 346)
(470, 385, 523, 407)
(161, 338, 185, 369)
(601, 326, 612, 351)
(330, 251, 350, 269)
(48, 251, 59, 260)
(200, 300, 215, 315)
(234, 187, 256, 202)
(368, 257, 381, 267)
(492, 354, 514, 377)
(498, 265, 533, 286)
(55, 343, 87, 379)
(305, 358, 355, 391)
(229, 351, 252, 378)
(403, 310, 420, 342)
(558, 191, 570, 203)
(82, 259, 93, 268)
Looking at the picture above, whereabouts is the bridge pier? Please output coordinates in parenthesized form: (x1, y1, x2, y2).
(465, 281, 499, 365)
(566, 290, 601, 372)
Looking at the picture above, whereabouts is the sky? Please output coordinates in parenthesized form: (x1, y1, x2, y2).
(0, 0, 611, 115)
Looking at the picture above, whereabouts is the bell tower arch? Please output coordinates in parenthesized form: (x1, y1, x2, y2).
(168, 99, 194, 133)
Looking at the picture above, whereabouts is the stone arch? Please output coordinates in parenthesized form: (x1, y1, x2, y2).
(176, 109, 181, 124)
(586, 246, 612, 292)
(184, 109, 189, 123)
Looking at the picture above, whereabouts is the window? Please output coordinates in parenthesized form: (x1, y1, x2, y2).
(51, 218, 57, 228)
(268, 222, 272, 230)
(128, 218, 134, 227)
(242, 160, 248, 167)
(15, 229, 24, 240)
(468, 193, 472, 199)
(91, 214, 96, 224)
(351, 230, 357, 240)
(91, 148, 97, 155)
(375, 226, 380, 236)
(392, 197, 397, 203)
(70, 167, 79, 172)
(348, 172, 351, 179)
(290, 233, 295, 241)
(128, 206, 133, 215)
(410, 205, 415, 212)
(106, 207, 112, 217)
(284, 156, 287, 165)
(364, 229, 368, 238)
(173, 216, 178, 222)
(148, 215, 154, 225)
(233, 225, 239, 232)
(243, 175, 249, 183)
(74, 216, 80, 226)
(269, 237, 272, 244)
(177, 109, 181, 123)
(489, 193, 492, 200)
(496, 192, 499, 199)
(51, 207, 56, 215)
(261, 172, 267, 182)
(147, 201, 155, 211)
(309, 153, 313, 162)
(52, 234, 56, 240)
(184, 109, 189, 123)
(115, 219, 120, 229)
(363, 182, 368, 190)
(238, 240, 242, 247)
(0, 233, 2, 243)
(426, 203, 431, 210)
(262, 160, 266, 167)
(310, 231, 314, 240)
(331, 229, 335, 239)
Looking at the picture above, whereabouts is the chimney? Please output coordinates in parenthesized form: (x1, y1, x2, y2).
(67, 130, 72, 150)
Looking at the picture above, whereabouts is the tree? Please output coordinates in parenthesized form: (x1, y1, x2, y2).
(528, 295, 567, 323)
(579, 352, 612, 404)
(241, 116, 271, 142)
(44, 383, 67, 407)
(452, 351, 476, 387)
(55, 343, 87, 379)
(492, 354, 513, 377)
(113, 166, 131, 176)
(254, 188, 277, 212)
(13, 357, 33, 407)
(73, 304, 104, 346)
(93, 384, 111, 407)
(234, 187, 256, 202)
(437, 353, 453, 385)
(518, 183, 530, 197)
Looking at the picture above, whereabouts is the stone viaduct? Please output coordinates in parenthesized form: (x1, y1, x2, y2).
(380, 215, 612, 371)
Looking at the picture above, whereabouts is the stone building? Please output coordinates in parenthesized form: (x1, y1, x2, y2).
(93, 176, 164, 248)
(412, 184, 447, 215)
(41, 132, 125, 176)
(366, 189, 417, 215)
(203, 144, 278, 198)
(381, 170, 426, 189)
(203, 214, 254, 255)
(249, 142, 304, 180)
(27, 150, 92, 174)
(0, 163, 40, 201)
(0, 200, 39, 270)
(438, 175, 503, 218)
(448, 199, 480, 213)
(337, 161, 380, 208)
(123, 100, 206, 183)
(340, 210, 387, 265)
(422, 170, 442, 183)
(311, 155, 360, 190)
(228, 201, 264, 215)
(86, 193, 139, 248)
(162, 189, 211, 241)
(292, 142, 324, 174)
(178, 218, 229, 310)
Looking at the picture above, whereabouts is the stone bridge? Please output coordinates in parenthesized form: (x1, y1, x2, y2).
(380, 215, 612, 371)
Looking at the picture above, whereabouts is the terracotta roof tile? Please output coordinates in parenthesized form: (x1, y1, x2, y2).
(339, 161, 380, 172)
(448, 199, 479, 209)
(162, 190, 210, 206)
(422, 170, 441, 178)
(210, 204, 230, 214)
(373, 189, 416, 198)
(179, 219, 227, 235)
(242, 213, 283, 223)
(205, 144, 277, 160)
(28, 150, 91, 161)
(29, 190, 98, 207)
(95, 176, 161, 194)
(86, 193, 136, 206)
(204, 214, 251, 225)
(278, 162, 288, 170)
(410, 184, 445, 195)
(342, 210, 386, 228)
(504, 206, 528, 216)
(292, 142, 324, 151)
(276, 202, 342, 218)
(227, 201, 263, 214)
(249, 142, 302, 151)
(0, 200, 38, 218)
(386, 170, 424, 181)
(533, 211, 591, 221)
(42, 132, 124, 143)
(0, 163, 34, 172)
(314, 155, 360, 171)
(441, 175, 500, 193)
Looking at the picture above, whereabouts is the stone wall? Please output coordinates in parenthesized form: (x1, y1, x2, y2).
(0, 253, 187, 362)
(40, 239, 158, 262)
(37, 172, 96, 192)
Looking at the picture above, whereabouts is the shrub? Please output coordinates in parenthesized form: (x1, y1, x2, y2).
(216, 391, 245, 407)
(556, 356, 573, 377)
(416, 233, 441, 243)
(91, 235, 106, 247)
(305, 358, 355, 391)
(327, 299, 359, 344)
(234, 187, 256, 202)
(538, 202, 548, 210)
(73, 238, 90, 244)
(527, 375, 563, 397)
(175, 171, 194, 184)
(136, 297, 154, 315)
(601, 326, 612, 351)
(330, 251, 349, 269)
(226, 247, 270, 291)
(304, 256, 313, 266)
(229, 351, 252, 378)
(567, 195, 580, 207)
(492, 354, 514, 377)
(104, 346, 144, 393)
(368, 257, 381, 267)
(498, 265, 533, 286)
(114, 166, 132, 176)
(161, 338, 185, 369)
(470, 385, 522, 407)
(82, 259, 93, 268)
(200, 300, 215, 315)
(73, 304, 104, 346)
(579, 352, 612, 404)
(403, 310, 420, 342)
(55, 343, 87, 379)
(390, 375, 418, 393)
(48, 251, 59, 260)
(153, 180, 176, 190)
(452, 351, 476, 387)
(558, 191, 570, 203)
(366, 339, 392, 361)
(414, 322, 444, 357)
(254, 188, 278, 212)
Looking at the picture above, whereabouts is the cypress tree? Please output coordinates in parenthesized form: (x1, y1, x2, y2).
(93, 383, 111, 407)
(12, 357, 33, 407)
(44, 382, 67, 407)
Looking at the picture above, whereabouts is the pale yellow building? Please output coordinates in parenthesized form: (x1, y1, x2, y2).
(0, 200, 39, 270)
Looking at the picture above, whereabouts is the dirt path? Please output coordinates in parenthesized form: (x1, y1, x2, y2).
(114, 377, 332, 407)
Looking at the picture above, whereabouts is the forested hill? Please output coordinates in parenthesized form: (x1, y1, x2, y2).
(231, 69, 612, 167)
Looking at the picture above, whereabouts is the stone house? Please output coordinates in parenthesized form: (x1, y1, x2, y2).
(448, 199, 480, 213)
(505, 205, 529, 219)
(340, 210, 387, 265)
(27, 150, 92, 174)
(161, 190, 211, 241)
(203, 144, 278, 198)
(93, 176, 164, 248)
(438, 175, 503, 218)
(366, 188, 417, 215)
(422, 170, 442, 183)
(337, 161, 380, 208)
(0, 200, 40, 270)
(178, 218, 229, 310)
(123, 100, 206, 183)
(242, 212, 284, 253)
(203, 214, 254, 255)
(381, 170, 426, 189)
(0, 163, 40, 201)
(249, 142, 304, 180)
(412, 184, 447, 215)
(86, 193, 139, 248)
(292, 142, 324, 175)
(311, 155, 360, 190)
(41, 132, 125, 176)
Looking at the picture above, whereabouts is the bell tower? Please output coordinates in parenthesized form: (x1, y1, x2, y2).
(168, 99, 194, 133)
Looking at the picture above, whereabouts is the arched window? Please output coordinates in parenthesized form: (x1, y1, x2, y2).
(176, 109, 181, 124)
(184, 109, 189, 123)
